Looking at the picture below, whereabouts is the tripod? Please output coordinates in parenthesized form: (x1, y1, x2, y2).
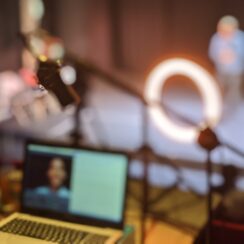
(24, 31, 244, 243)
(67, 56, 179, 243)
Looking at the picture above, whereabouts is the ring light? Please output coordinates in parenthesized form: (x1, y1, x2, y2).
(144, 58, 222, 143)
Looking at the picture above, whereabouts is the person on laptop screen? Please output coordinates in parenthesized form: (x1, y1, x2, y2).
(36, 157, 69, 198)
(25, 157, 70, 212)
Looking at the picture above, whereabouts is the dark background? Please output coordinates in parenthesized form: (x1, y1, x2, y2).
(2, 0, 244, 74)
(40, 0, 244, 74)
(0, 0, 20, 71)
(24, 153, 72, 189)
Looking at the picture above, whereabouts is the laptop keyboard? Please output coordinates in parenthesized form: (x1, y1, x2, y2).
(0, 218, 109, 244)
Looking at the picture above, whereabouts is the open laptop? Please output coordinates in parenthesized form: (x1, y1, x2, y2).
(0, 140, 130, 244)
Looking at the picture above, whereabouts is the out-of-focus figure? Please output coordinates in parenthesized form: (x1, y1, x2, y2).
(24, 157, 70, 212)
(209, 15, 244, 111)
(0, 71, 26, 121)
(37, 157, 69, 197)
(0, 68, 61, 126)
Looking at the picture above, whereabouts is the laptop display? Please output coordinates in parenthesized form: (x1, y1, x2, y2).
(22, 141, 128, 229)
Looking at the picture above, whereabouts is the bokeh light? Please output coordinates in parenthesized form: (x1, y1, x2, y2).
(144, 58, 222, 143)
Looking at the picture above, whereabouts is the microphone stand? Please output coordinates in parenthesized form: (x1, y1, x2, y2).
(65, 54, 184, 243)
(22, 32, 244, 243)
(60, 54, 244, 243)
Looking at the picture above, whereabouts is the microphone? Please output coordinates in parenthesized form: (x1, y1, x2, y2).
(36, 59, 81, 107)
(19, 31, 81, 107)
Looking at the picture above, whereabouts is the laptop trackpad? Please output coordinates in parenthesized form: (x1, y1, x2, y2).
(0, 232, 53, 244)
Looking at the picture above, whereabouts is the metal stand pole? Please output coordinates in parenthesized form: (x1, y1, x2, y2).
(197, 127, 220, 244)
(206, 151, 213, 244)
(140, 103, 149, 244)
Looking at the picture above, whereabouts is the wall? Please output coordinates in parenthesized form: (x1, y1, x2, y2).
(46, 0, 244, 75)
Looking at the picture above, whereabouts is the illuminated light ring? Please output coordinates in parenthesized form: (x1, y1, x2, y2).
(144, 58, 222, 143)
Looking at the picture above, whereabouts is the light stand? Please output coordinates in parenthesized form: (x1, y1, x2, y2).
(37, 56, 244, 243)
(58, 55, 184, 243)
(197, 127, 220, 244)
(21, 30, 244, 244)
(36, 53, 244, 243)
(138, 101, 152, 244)
(71, 60, 152, 244)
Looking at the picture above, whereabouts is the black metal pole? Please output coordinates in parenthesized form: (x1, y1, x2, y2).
(197, 127, 219, 244)
(140, 102, 149, 244)
(206, 151, 212, 244)
(72, 101, 82, 145)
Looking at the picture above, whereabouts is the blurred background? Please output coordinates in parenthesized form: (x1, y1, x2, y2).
(2, 0, 244, 243)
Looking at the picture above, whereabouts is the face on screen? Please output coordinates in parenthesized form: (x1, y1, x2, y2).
(23, 145, 127, 224)
(47, 158, 67, 191)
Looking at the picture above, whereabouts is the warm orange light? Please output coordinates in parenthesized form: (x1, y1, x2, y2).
(144, 58, 222, 143)
(38, 54, 47, 62)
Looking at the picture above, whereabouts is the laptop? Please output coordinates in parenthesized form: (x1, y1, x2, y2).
(0, 140, 130, 244)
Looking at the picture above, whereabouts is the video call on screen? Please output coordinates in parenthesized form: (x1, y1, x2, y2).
(23, 144, 127, 223)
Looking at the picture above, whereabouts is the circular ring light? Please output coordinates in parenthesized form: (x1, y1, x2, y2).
(144, 58, 222, 143)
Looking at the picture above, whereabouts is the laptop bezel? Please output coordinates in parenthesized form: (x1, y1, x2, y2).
(20, 139, 129, 230)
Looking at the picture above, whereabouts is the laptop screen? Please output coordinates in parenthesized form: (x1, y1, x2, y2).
(22, 141, 128, 228)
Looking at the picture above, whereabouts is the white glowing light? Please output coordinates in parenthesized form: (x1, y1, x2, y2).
(60, 65, 77, 85)
(48, 43, 65, 60)
(144, 58, 222, 143)
(28, 0, 45, 21)
(30, 37, 45, 56)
